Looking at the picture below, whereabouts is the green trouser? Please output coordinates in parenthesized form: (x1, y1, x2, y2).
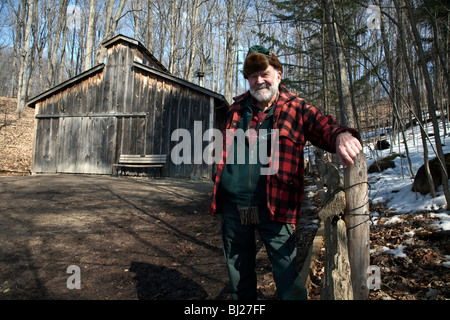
(220, 197, 307, 300)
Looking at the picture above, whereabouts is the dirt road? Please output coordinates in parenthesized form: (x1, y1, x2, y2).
(0, 175, 234, 299)
(1, 174, 319, 300)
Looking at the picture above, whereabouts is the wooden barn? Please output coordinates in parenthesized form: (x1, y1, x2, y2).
(27, 35, 227, 179)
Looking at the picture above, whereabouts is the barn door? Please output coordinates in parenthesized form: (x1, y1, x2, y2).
(116, 115, 147, 156)
(56, 116, 116, 174)
(32, 117, 59, 173)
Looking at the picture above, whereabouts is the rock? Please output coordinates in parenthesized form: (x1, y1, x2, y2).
(375, 139, 390, 150)
(412, 153, 450, 195)
(368, 154, 405, 173)
(383, 153, 406, 161)
(368, 159, 395, 173)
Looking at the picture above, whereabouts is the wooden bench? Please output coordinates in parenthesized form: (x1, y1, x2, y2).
(113, 154, 167, 178)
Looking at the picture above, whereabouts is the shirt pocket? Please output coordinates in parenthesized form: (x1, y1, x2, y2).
(274, 135, 301, 187)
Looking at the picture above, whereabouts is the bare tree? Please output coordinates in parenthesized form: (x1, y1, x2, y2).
(145, 0, 154, 52)
(16, 0, 36, 114)
(322, 0, 355, 127)
(183, 0, 202, 82)
(84, 0, 96, 71)
(95, 0, 127, 65)
(223, 0, 250, 103)
(167, 0, 181, 75)
(27, 0, 49, 95)
(47, 0, 69, 88)
(404, 0, 450, 208)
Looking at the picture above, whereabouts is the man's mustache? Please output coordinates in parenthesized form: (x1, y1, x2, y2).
(255, 83, 270, 90)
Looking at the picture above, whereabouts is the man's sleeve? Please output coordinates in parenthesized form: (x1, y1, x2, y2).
(303, 104, 361, 153)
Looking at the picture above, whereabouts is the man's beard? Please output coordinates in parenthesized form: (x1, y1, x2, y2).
(250, 83, 279, 103)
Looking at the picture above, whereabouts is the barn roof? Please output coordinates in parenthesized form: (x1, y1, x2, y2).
(132, 61, 225, 102)
(27, 34, 226, 109)
(27, 64, 105, 109)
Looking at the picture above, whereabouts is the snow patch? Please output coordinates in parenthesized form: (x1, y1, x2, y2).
(365, 121, 450, 230)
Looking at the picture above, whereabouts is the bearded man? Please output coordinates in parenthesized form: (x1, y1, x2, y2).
(208, 45, 362, 300)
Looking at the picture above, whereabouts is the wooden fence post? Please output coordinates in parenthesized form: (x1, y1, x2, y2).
(318, 162, 353, 300)
(344, 152, 370, 300)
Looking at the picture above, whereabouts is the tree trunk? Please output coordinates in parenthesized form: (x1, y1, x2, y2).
(95, 0, 127, 65)
(184, 0, 201, 82)
(47, 0, 69, 88)
(377, 0, 415, 178)
(16, 0, 36, 115)
(168, 0, 178, 74)
(387, 0, 434, 195)
(146, 0, 154, 52)
(423, 1, 450, 103)
(405, 0, 450, 208)
(321, 17, 329, 115)
(223, 0, 250, 103)
(223, 0, 234, 104)
(322, 0, 354, 127)
(84, 0, 96, 71)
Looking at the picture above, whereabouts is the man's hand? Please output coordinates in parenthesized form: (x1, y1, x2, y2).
(336, 132, 362, 168)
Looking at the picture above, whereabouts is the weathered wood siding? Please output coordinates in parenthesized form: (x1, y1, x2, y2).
(32, 69, 115, 174)
(31, 35, 225, 178)
(115, 67, 214, 178)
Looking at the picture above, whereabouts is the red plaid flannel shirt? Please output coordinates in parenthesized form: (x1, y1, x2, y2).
(208, 84, 359, 225)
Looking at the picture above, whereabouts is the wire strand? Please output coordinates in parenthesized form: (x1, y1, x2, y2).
(322, 181, 372, 230)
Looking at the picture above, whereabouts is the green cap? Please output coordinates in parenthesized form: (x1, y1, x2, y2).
(247, 45, 270, 59)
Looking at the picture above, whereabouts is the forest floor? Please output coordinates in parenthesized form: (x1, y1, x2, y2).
(0, 97, 448, 300)
(308, 202, 450, 300)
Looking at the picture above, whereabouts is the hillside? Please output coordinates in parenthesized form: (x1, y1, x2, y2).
(0, 97, 34, 175)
